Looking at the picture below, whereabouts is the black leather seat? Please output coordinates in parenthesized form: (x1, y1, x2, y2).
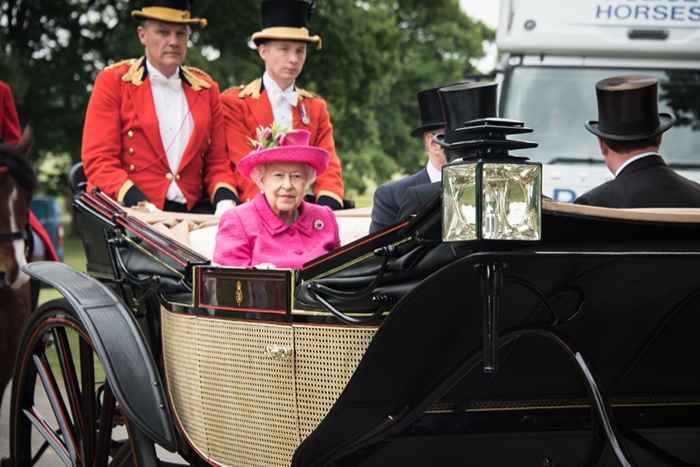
(69, 162, 87, 195)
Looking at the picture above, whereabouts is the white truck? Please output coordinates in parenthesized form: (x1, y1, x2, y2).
(496, 0, 700, 202)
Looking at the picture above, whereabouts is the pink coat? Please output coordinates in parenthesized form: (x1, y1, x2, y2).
(213, 193, 340, 269)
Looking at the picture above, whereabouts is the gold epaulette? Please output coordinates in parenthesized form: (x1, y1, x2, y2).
(238, 79, 262, 99)
(120, 57, 146, 86)
(104, 58, 138, 71)
(182, 66, 212, 91)
(297, 87, 317, 99)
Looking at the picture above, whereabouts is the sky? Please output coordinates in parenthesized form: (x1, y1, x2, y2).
(459, 0, 500, 73)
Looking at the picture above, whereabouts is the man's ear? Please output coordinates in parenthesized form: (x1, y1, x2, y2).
(137, 26, 147, 46)
(422, 132, 433, 152)
(258, 44, 267, 61)
(598, 137, 609, 157)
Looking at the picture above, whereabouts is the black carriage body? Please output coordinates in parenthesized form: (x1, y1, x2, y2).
(17, 190, 700, 466)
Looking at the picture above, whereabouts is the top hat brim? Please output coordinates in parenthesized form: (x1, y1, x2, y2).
(132, 8, 207, 27)
(252, 28, 322, 49)
(585, 113, 676, 141)
(410, 123, 444, 138)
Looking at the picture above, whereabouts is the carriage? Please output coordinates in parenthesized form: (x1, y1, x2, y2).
(5, 162, 700, 466)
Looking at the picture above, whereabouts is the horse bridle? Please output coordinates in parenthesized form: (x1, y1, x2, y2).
(0, 229, 30, 243)
(0, 164, 32, 251)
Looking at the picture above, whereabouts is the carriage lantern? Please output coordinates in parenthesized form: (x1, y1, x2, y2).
(440, 117, 542, 242)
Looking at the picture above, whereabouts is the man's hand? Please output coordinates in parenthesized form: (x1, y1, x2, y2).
(215, 199, 237, 217)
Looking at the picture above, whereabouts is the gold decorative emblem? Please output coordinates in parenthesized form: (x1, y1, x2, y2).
(235, 280, 244, 306)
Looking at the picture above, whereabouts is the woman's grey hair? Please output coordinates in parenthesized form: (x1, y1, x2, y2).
(250, 163, 317, 190)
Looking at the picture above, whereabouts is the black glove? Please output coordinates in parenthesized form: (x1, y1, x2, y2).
(316, 195, 343, 211)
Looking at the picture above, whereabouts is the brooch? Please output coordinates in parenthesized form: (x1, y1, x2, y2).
(300, 103, 310, 126)
(314, 219, 325, 230)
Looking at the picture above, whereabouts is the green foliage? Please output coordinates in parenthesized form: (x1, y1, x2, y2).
(0, 0, 493, 193)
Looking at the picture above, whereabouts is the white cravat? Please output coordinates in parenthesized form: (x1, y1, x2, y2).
(614, 152, 658, 178)
(263, 72, 297, 130)
(426, 160, 442, 183)
(147, 60, 193, 203)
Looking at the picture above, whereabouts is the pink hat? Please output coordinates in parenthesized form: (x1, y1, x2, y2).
(237, 128, 329, 180)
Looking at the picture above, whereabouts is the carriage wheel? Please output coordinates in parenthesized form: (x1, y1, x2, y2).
(10, 298, 143, 467)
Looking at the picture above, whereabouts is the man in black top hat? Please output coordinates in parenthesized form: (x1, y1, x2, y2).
(369, 87, 448, 233)
(575, 75, 700, 208)
(397, 81, 499, 220)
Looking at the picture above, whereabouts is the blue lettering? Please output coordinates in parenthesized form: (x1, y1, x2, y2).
(690, 6, 700, 20)
(636, 4, 651, 19)
(653, 5, 669, 19)
(615, 4, 633, 19)
(596, 4, 614, 19)
(554, 189, 577, 203)
(671, 5, 686, 19)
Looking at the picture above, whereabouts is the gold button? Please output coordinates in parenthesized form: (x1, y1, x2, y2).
(129, 164, 135, 171)
(176, 174, 181, 181)
(128, 147, 135, 155)
(165, 173, 173, 181)
(127, 130, 134, 139)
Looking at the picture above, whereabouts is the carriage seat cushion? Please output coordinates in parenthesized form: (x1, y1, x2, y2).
(124, 206, 372, 259)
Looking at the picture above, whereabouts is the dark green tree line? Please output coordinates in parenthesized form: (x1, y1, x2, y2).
(1, 0, 493, 193)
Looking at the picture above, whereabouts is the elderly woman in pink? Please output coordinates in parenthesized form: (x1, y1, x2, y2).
(214, 127, 340, 269)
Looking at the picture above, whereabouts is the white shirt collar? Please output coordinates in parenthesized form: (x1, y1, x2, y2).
(147, 59, 181, 87)
(426, 160, 442, 183)
(263, 72, 298, 106)
(614, 152, 659, 178)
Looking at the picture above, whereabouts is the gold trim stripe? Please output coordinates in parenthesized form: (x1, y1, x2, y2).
(117, 180, 135, 204)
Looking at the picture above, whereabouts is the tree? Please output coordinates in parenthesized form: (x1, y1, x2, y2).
(0, 0, 493, 194)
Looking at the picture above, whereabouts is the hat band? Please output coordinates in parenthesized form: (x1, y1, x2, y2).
(599, 117, 660, 136)
(142, 7, 191, 20)
(252, 27, 323, 49)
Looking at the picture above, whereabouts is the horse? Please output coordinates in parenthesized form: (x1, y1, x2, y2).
(0, 130, 36, 412)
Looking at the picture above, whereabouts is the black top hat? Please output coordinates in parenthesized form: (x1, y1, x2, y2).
(411, 87, 445, 138)
(585, 75, 676, 141)
(435, 82, 498, 147)
(132, 0, 207, 27)
(252, 0, 322, 49)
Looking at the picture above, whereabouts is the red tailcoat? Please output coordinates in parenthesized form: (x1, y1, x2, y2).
(0, 81, 21, 145)
(81, 58, 237, 209)
(221, 79, 344, 204)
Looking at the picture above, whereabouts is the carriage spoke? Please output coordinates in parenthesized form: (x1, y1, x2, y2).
(33, 354, 80, 465)
(80, 337, 97, 463)
(31, 440, 51, 466)
(94, 383, 116, 467)
(53, 328, 84, 438)
(22, 408, 72, 467)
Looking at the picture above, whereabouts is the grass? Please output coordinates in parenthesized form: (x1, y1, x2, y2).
(38, 235, 86, 304)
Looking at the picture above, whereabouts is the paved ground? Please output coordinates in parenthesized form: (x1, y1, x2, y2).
(1, 381, 184, 465)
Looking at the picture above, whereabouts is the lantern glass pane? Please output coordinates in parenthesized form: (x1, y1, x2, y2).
(442, 163, 478, 242)
(481, 163, 542, 241)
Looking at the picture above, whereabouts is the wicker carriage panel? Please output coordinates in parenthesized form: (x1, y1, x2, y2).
(162, 309, 298, 467)
(161, 311, 209, 452)
(293, 325, 377, 438)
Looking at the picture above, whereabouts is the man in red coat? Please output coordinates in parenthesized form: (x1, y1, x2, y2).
(0, 80, 21, 145)
(81, 0, 238, 214)
(221, 0, 345, 209)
